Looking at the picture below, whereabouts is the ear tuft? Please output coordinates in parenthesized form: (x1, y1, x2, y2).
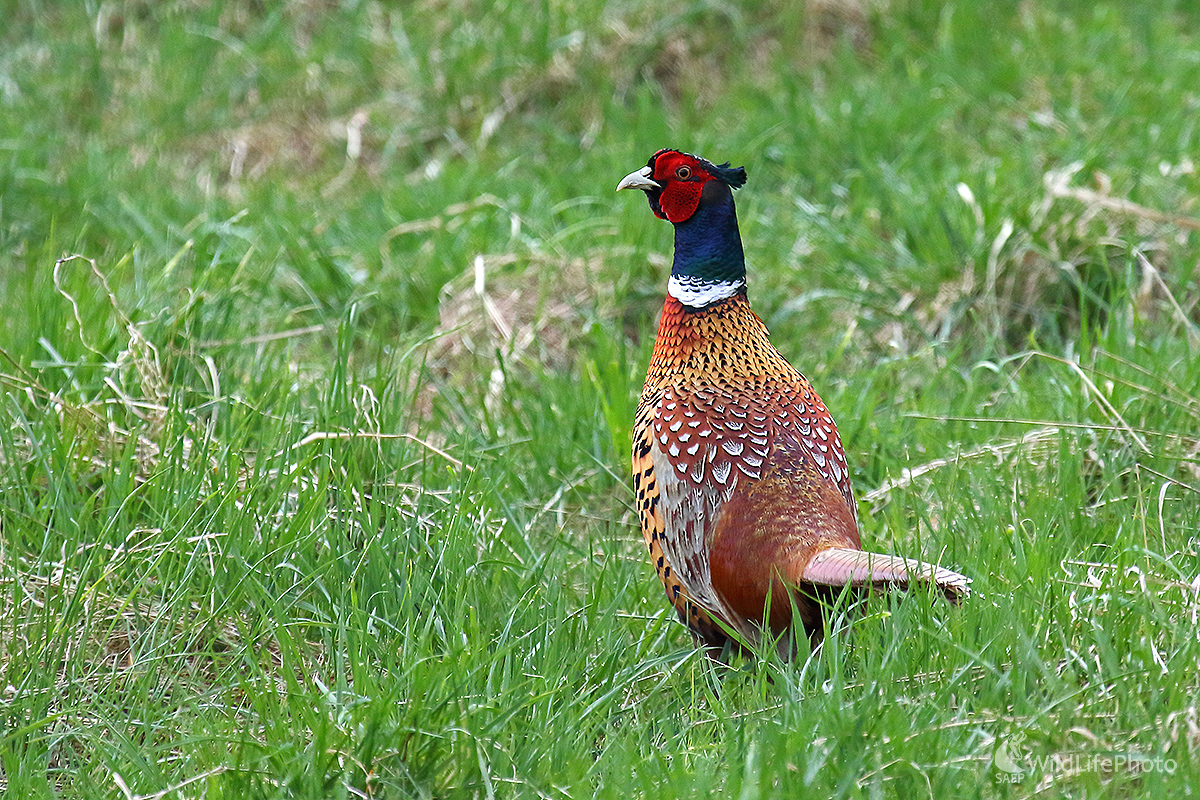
(708, 161, 747, 189)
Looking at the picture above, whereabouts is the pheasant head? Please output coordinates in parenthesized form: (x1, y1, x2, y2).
(618, 149, 749, 309)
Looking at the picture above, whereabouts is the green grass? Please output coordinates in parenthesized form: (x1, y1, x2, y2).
(2, 0, 1199, 797)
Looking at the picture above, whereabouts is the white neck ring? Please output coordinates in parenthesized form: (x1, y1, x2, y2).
(668, 274, 745, 308)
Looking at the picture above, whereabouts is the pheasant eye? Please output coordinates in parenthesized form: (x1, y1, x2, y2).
(675, 166, 691, 180)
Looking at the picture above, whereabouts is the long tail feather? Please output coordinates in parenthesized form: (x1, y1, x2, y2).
(801, 547, 971, 603)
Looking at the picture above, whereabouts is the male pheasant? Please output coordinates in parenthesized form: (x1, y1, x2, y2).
(617, 149, 969, 653)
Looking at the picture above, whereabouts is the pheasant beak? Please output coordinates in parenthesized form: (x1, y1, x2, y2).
(616, 165, 660, 192)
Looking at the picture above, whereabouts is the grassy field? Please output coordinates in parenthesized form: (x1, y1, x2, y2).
(2, 0, 1199, 797)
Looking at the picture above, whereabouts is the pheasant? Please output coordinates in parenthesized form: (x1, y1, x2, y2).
(617, 149, 969, 653)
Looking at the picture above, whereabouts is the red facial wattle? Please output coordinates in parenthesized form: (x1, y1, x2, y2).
(650, 151, 710, 224)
